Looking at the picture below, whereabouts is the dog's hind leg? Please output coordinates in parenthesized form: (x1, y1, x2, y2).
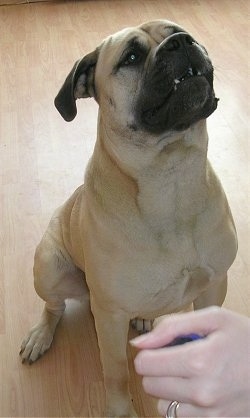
(20, 230, 87, 364)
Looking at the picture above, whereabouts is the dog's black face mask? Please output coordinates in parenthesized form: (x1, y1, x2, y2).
(136, 32, 218, 134)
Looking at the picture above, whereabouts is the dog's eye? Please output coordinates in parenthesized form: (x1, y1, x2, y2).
(120, 48, 144, 67)
(115, 41, 147, 72)
(123, 52, 139, 65)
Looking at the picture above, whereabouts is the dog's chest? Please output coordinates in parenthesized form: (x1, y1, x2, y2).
(86, 210, 207, 316)
(83, 146, 226, 314)
(125, 189, 209, 314)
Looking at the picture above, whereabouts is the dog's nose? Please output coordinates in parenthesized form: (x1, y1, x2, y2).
(157, 32, 196, 55)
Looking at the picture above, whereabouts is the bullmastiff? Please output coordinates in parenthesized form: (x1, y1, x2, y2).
(20, 20, 237, 417)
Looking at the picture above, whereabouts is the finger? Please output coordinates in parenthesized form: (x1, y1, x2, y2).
(142, 376, 194, 404)
(130, 306, 221, 349)
(134, 338, 207, 377)
(158, 399, 213, 418)
(158, 399, 177, 418)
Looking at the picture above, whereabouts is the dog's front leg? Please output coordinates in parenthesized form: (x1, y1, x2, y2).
(91, 297, 137, 417)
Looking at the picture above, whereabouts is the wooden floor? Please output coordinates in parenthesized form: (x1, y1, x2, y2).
(0, 0, 249, 417)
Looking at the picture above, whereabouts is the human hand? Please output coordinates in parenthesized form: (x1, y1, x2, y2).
(131, 307, 250, 417)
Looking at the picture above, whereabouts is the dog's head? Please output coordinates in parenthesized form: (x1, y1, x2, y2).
(55, 20, 218, 138)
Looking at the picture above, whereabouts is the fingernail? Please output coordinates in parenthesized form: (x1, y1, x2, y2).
(130, 334, 150, 346)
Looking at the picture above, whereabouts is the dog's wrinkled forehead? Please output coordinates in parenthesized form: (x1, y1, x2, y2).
(139, 20, 184, 43)
(98, 20, 184, 67)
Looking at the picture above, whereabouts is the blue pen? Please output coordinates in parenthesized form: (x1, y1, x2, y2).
(166, 333, 204, 346)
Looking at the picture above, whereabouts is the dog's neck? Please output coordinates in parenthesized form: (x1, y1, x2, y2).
(96, 117, 209, 178)
(89, 118, 210, 226)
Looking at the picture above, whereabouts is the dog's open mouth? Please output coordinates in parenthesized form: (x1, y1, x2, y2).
(139, 65, 217, 134)
(143, 69, 205, 121)
(174, 66, 202, 89)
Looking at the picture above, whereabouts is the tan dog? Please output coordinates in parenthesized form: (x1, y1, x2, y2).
(20, 20, 237, 417)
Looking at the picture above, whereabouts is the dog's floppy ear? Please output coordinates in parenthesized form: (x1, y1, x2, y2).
(54, 49, 98, 122)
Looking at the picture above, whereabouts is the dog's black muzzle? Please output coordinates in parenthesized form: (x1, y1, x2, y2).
(155, 32, 213, 85)
(136, 32, 218, 134)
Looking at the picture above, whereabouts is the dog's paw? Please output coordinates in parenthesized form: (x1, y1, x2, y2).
(106, 405, 138, 417)
(131, 318, 153, 334)
(106, 393, 138, 417)
(19, 323, 54, 364)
